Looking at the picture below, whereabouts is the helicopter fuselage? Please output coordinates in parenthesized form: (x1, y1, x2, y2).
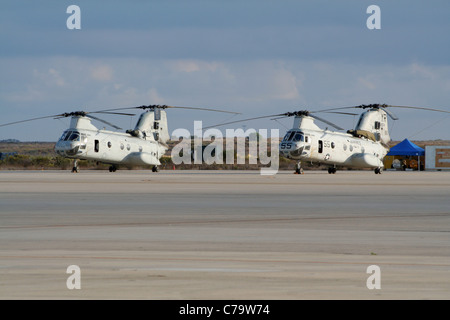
(54, 116, 167, 168)
(280, 128, 388, 169)
(278, 113, 389, 173)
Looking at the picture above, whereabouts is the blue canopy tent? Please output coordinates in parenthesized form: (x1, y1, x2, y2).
(387, 139, 425, 170)
(387, 139, 425, 156)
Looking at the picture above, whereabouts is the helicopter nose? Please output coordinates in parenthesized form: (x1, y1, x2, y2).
(55, 141, 81, 156)
(289, 146, 304, 157)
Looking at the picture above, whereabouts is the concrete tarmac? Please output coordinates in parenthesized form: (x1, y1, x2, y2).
(0, 169, 449, 299)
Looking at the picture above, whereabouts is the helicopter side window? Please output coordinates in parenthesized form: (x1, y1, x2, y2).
(80, 134, 87, 149)
(283, 132, 291, 141)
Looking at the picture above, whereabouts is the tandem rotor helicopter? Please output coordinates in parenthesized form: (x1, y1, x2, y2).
(210, 104, 450, 174)
(0, 105, 239, 173)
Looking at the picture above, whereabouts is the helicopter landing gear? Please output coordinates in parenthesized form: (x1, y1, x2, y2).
(374, 167, 383, 174)
(109, 165, 117, 172)
(152, 166, 159, 173)
(328, 167, 337, 174)
(71, 160, 79, 173)
(294, 161, 304, 174)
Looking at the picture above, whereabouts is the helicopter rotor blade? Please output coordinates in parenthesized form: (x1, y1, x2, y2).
(270, 116, 289, 121)
(385, 105, 450, 114)
(163, 105, 241, 114)
(316, 104, 450, 121)
(320, 111, 358, 116)
(205, 109, 346, 130)
(381, 107, 399, 120)
(203, 113, 286, 129)
(0, 108, 137, 129)
(360, 104, 450, 120)
(99, 104, 241, 115)
(0, 114, 62, 128)
(86, 114, 122, 130)
(310, 114, 344, 130)
(266, 110, 344, 130)
(314, 105, 399, 120)
(93, 111, 136, 116)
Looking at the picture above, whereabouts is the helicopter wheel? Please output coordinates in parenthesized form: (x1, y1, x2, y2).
(152, 166, 159, 173)
(71, 160, 79, 173)
(109, 165, 117, 172)
(294, 161, 303, 174)
(328, 167, 337, 174)
(295, 167, 304, 174)
(374, 167, 383, 174)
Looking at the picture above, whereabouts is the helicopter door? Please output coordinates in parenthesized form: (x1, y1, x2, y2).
(318, 140, 323, 154)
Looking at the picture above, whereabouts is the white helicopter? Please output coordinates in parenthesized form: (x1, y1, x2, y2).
(0, 105, 239, 173)
(210, 104, 450, 174)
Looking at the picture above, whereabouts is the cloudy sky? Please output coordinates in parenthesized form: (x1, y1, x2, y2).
(1, 0, 450, 141)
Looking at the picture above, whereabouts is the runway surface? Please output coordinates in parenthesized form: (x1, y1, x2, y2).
(0, 169, 449, 299)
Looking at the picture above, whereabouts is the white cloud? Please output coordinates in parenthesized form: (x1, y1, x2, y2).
(408, 62, 437, 80)
(91, 65, 114, 81)
(357, 76, 377, 90)
(170, 60, 201, 73)
(2, 56, 450, 141)
(147, 88, 165, 104)
(33, 68, 66, 88)
(271, 67, 300, 100)
(168, 60, 222, 73)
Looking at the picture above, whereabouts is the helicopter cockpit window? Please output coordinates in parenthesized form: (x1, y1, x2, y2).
(293, 133, 303, 142)
(282, 132, 291, 141)
(67, 131, 80, 141)
(287, 131, 296, 141)
(59, 131, 70, 141)
(64, 131, 73, 140)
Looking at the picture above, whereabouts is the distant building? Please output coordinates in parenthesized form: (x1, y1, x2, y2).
(425, 146, 450, 171)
